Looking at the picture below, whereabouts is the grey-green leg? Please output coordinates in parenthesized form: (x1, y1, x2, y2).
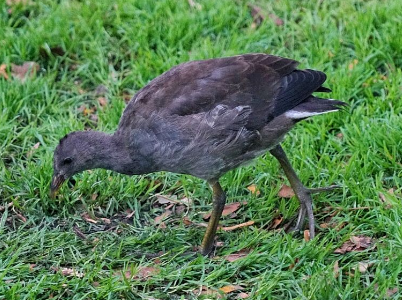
(270, 145, 316, 238)
(199, 181, 226, 256)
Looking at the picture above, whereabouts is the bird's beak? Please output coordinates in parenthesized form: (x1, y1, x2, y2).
(50, 174, 66, 199)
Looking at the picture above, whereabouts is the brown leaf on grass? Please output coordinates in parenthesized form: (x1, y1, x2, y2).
(221, 220, 254, 232)
(224, 249, 251, 262)
(11, 62, 39, 81)
(220, 285, 244, 294)
(333, 260, 340, 278)
(247, 184, 260, 196)
(121, 266, 160, 281)
(0, 64, 9, 80)
(248, 4, 283, 27)
(0, 202, 13, 212)
(182, 216, 193, 226)
(348, 59, 359, 71)
(203, 202, 245, 220)
(156, 194, 192, 206)
(29, 264, 36, 272)
(355, 261, 374, 274)
(52, 266, 84, 278)
(269, 13, 284, 26)
(99, 217, 111, 224)
(248, 4, 264, 26)
(154, 210, 172, 225)
(78, 105, 96, 116)
(97, 97, 108, 107)
(125, 209, 135, 219)
(288, 258, 299, 270)
(27, 142, 40, 157)
(135, 266, 160, 279)
(81, 212, 98, 224)
(195, 286, 222, 298)
(237, 292, 250, 299)
(334, 235, 374, 254)
(303, 230, 310, 242)
(336, 132, 344, 140)
(91, 193, 98, 201)
(386, 287, 398, 297)
(269, 216, 283, 229)
(278, 184, 295, 198)
(379, 192, 393, 209)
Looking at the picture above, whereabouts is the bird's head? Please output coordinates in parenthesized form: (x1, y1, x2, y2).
(50, 131, 93, 198)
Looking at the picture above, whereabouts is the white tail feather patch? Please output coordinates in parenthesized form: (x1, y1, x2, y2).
(284, 109, 339, 119)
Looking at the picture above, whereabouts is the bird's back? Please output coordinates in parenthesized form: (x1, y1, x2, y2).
(116, 54, 345, 180)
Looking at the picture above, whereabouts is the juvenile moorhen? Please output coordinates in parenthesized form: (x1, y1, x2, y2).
(51, 54, 346, 255)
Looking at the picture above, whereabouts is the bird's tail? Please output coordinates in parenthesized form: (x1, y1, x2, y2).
(283, 97, 347, 120)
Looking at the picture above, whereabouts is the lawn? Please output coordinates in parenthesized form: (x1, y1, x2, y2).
(1, 0, 402, 299)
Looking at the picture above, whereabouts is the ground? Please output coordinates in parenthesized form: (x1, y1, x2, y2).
(1, 0, 402, 299)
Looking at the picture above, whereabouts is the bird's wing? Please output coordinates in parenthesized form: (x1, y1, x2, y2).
(120, 54, 327, 131)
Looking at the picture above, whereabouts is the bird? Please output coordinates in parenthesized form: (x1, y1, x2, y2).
(51, 53, 346, 255)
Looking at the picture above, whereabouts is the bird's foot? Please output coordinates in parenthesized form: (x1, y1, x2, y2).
(289, 184, 341, 238)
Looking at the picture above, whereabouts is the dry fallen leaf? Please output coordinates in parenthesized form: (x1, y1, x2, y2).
(269, 216, 283, 229)
(27, 142, 40, 157)
(52, 266, 84, 278)
(125, 209, 135, 219)
(224, 249, 251, 262)
(278, 184, 295, 198)
(195, 286, 222, 298)
(288, 258, 299, 270)
(237, 292, 250, 299)
(336, 132, 344, 140)
(81, 212, 98, 224)
(220, 285, 244, 294)
(386, 287, 398, 297)
(348, 59, 359, 71)
(334, 235, 374, 254)
(11, 62, 39, 81)
(333, 260, 340, 278)
(182, 216, 193, 226)
(97, 97, 108, 107)
(268, 13, 284, 26)
(0, 64, 9, 80)
(203, 202, 244, 220)
(134, 266, 160, 279)
(0, 202, 13, 212)
(221, 220, 254, 232)
(154, 210, 172, 225)
(247, 184, 260, 196)
(303, 230, 310, 242)
(356, 261, 374, 274)
(248, 4, 264, 26)
(379, 192, 393, 209)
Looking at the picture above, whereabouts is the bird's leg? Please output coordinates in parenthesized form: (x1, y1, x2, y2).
(269, 145, 339, 239)
(199, 181, 226, 256)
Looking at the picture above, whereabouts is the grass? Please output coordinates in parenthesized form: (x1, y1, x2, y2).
(1, 0, 402, 298)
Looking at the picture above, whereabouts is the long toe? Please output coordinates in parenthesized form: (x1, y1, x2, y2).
(291, 204, 307, 232)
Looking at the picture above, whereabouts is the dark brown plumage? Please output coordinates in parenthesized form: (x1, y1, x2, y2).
(51, 54, 346, 255)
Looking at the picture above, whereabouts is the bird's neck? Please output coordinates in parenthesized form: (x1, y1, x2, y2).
(83, 131, 150, 175)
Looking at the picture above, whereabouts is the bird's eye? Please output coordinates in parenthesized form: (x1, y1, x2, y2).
(63, 157, 73, 165)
